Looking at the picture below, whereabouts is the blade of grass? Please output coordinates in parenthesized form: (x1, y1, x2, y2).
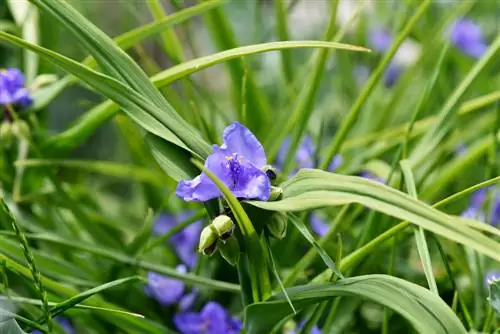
(274, 0, 293, 86)
(0, 199, 52, 331)
(400, 160, 438, 295)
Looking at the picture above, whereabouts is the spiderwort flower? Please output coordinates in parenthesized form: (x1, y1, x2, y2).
(368, 29, 404, 88)
(450, 18, 488, 59)
(461, 188, 488, 222)
(177, 122, 271, 202)
(310, 213, 329, 237)
(277, 136, 342, 174)
(173, 301, 242, 334)
(485, 270, 500, 288)
(153, 212, 201, 268)
(145, 268, 186, 306)
(0, 68, 32, 109)
(491, 196, 500, 227)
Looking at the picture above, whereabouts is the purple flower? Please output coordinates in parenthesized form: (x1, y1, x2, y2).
(145, 267, 186, 306)
(277, 136, 342, 174)
(485, 270, 500, 288)
(177, 122, 270, 202)
(32, 317, 75, 334)
(153, 212, 201, 268)
(384, 64, 402, 88)
(450, 18, 488, 59)
(369, 29, 392, 52)
(0, 68, 32, 108)
(460, 188, 490, 223)
(173, 301, 242, 334)
(310, 213, 329, 237)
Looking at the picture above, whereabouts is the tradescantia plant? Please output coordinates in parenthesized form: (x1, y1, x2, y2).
(0, 0, 499, 333)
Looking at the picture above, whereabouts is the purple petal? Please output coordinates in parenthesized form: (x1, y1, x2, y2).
(202, 302, 230, 333)
(295, 136, 315, 169)
(461, 207, 485, 222)
(145, 272, 185, 306)
(221, 122, 267, 167)
(369, 29, 392, 53)
(178, 291, 198, 311)
(328, 155, 343, 172)
(450, 18, 488, 59)
(174, 312, 207, 334)
(310, 214, 329, 237)
(232, 161, 271, 200)
(470, 188, 488, 209)
(384, 64, 402, 88)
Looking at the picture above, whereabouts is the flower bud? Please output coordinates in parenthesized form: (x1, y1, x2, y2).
(0, 122, 13, 148)
(12, 120, 30, 139)
(211, 215, 234, 242)
(267, 212, 288, 239)
(261, 165, 278, 182)
(219, 236, 240, 266)
(269, 186, 283, 201)
(198, 225, 218, 256)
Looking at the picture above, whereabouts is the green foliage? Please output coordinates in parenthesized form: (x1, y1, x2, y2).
(0, 0, 498, 332)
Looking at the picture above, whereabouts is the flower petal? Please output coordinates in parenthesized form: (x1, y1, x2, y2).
(232, 162, 271, 201)
(145, 272, 185, 306)
(221, 122, 267, 167)
(202, 302, 229, 333)
(174, 312, 206, 334)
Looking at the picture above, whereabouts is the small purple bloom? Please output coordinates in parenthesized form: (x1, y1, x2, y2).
(470, 188, 488, 210)
(277, 136, 342, 174)
(384, 64, 402, 88)
(310, 213, 329, 237)
(177, 122, 270, 202)
(369, 29, 392, 52)
(485, 270, 500, 288)
(153, 212, 202, 267)
(179, 290, 198, 312)
(173, 301, 242, 334)
(450, 18, 488, 59)
(145, 267, 186, 306)
(461, 207, 485, 222)
(0, 68, 32, 108)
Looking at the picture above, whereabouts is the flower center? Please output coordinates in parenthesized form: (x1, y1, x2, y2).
(225, 153, 244, 189)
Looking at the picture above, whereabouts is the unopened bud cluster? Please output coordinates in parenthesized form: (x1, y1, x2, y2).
(198, 215, 240, 265)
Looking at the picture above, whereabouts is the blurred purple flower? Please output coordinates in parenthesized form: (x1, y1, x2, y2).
(173, 301, 242, 334)
(369, 29, 392, 52)
(460, 188, 490, 223)
(277, 136, 342, 174)
(177, 122, 270, 202)
(485, 270, 500, 288)
(145, 267, 186, 306)
(310, 213, 329, 237)
(153, 212, 201, 267)
(384, 64, 402, 88)
(0, 68, 32, 108)
(33, 317, 75, 334)
(450, 18, 488, 59)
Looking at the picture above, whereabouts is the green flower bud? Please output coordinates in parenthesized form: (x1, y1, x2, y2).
(211, 214, 235, 242)
(261, 165, 278, 183)
(219, 236, 240, 266)
(269, 186, 283, 201)
(198, 225, 218, 256)
(267, 212, 288, 239)
(12, 120, 30, 139)
(0, 122, 13, 148)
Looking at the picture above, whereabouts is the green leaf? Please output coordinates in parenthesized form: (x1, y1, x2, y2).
(244, 274, 467, 334)
(287, 214, 343, 279)
(248, 169, 500, 263)
(47, 276, 141, 320)
(15, 159, 170, 187)
(46, 40, 369, 153)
